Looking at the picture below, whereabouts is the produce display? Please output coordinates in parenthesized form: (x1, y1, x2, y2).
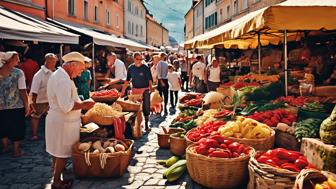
(320, 106, 336, 145)
(256, 148, 314, 172)
(203, 91, 228, 108)
(233, 81, 260, 90)
(193, 135, 252, 158)
(245, 81, 284, 101)
(85, 103, 123, 118)
(173, 108, 200, 123)
(171, 120, 197, 131)
(179, 93, 203, 107)
(186, 120, 226, 142)
(91, 89, 119, 98)
(274, 96, 307, 107)
(78, 139, 131, 168)
(248, 109, 297, 127)
(315, 178, 336, 189)
(302, 102, 327, 112)
(240, 101, 286, 115)
(295, 118, 323, 142)
(163, 160, 187, 182)
(195, 109, 218, 125)
(218, 116, 273, 139)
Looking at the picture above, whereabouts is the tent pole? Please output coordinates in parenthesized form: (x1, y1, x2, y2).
(92, 43, 96, 91)
(59, 44, 63, 65)
(284, 30, 288, 96)
(258, 32, 261, 75)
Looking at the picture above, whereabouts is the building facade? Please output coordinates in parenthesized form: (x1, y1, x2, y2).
(124, 0, 146, 43)
(193, 0, 204, 36)
(46, 0, 124, 36)
(0, 0, 46, 19)
(204, 0, 217, 31)
(184, 8, 194, 41)
(146, 14, 169, 47)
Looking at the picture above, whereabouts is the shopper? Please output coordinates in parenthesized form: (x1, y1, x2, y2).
(121, 52, 153, 132)
(205, 57, 221, 92)
(157, 52, 169, 114)
(29, 53, 58, 141)
(19, 52, 39, 92)
(167, 64, 181, 108)
(105, 52, 127, 81)
(0, 51, 30, 157)
(190, 55, 206, 93)
(46, 52, 95, 189)
(150, 55, 160, 85)
(74, 57, 92, 100)
(179, 55, 189, 91)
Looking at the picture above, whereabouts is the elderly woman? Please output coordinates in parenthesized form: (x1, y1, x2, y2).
(46, 52, 95, 189)
(0, 51, 30, 157)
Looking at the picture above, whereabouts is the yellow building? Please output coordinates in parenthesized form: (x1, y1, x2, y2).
(184, 8, 194, 41)
(146, 14, 169, 47)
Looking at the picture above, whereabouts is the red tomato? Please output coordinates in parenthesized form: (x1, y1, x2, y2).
(294, 157, 308, 169)
(195, 145, 208, 155)
(228, 142, 240, 152)
(205, 138, 220, 148)
(208, 150, 231, 158)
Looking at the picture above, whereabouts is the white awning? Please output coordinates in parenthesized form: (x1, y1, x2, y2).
(48, 18, 153, 50)
(0, 7, 79, 44)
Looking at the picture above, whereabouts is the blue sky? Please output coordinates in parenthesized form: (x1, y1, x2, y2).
(143, 0, 192, 43)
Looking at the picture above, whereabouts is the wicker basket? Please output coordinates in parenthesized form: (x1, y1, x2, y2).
(228, 129, 275, 151)
(186, 144, 252, 189)
(81, 114, 125, 126)
(247, 151, 298, 189)
(72, 139, 134, 178)
(157, 128, 185, 149)
(293, 169, 327, 189)
(91, 96, 119, 104)
(115, 99, 142, 112)
(170, 133, 187, 156)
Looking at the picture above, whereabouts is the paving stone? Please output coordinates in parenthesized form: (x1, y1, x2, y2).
(145, 158, 157, 164)
(122, 180, 144, 189)
(143, 164, 156, 168)
(140, 186, 165, 189)
(152, 173, 164, 179)
(128, 166, 142, 174)
(142, 168, 158, 174)
(157, 179, 167, 186)
(135, 157, 147, 163)
(134, 173, 152, 181)
(165, 185, 180, 189)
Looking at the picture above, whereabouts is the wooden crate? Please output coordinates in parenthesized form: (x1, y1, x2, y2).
(275, 130, 301, 151)
(300, 138, 336, 173)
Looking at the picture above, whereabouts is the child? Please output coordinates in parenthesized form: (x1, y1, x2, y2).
(167, 64, 181, 108)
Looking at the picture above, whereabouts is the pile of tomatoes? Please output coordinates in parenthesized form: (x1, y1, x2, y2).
(91, 89, 119, 98)
(248, 109, 297, 127)
(194, 135, 252, 158)
(187, 120, 226, 142)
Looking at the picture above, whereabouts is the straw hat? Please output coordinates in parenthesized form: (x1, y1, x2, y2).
(62, 52, 85, 63)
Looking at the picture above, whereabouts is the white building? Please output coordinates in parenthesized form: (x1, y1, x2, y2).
(124, 0, 146, 43)
(193, 0, 204, 36)
(204, 0, 217, 31)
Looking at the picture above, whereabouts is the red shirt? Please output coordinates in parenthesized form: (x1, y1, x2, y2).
(19, 59, 40, 90)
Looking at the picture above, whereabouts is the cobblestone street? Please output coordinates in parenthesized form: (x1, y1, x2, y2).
(0, 110, 205, 189)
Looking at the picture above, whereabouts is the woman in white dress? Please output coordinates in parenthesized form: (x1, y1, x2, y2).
(46, 52, 95, 189)
(150, 55, 160, 85)
(205, 57, 221, 91)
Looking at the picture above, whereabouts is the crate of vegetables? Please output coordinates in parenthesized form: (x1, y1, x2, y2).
(91, 89, 120, 103)
(218, 116, 275, 151)
(248, 148, 315, 189)
(72, 138, 133, 178)
(186, 135, 253, 189)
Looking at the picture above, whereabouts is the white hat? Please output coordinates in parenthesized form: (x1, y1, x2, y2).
(84, 56, 92, 63)
(0, 51, 18, 68)
(45, 53, 57, 59)
(62, 52, 85, 63)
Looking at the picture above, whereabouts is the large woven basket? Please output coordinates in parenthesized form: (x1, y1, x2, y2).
(228, 129, 275, 151)
(247, 151, 298, 189)
(72, 139, 133, 178)
(157, 128, 185, 149)
(170, 133, 187, 156)
(293, 169, 328, 189)
(186, 144, 252, 189)
(114, 100, 141, 112)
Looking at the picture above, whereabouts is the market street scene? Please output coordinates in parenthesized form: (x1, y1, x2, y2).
(1, 0, 336, 189)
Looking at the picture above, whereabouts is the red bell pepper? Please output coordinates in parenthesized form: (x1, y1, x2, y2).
(280, 163, 300, 172)
(205, 138, 220, 148)
(294, 157, 308, 169)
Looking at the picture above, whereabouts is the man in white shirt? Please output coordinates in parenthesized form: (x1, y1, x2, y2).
(105, 52, 127, 80)
(29, 53, 57, 141)
(190, 55, 206, 93)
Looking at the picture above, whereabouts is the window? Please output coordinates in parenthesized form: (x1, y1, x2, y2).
(128, 21, 131, 34)
(205, 12, 217, 30)
(128, 0, 131, 12)
(205, 0, 214, 7)
(234, 0, 238, 15)
(105, 10, 110, 25)
(227, 5, 231, 19)
(83, 0, 88, 20)
(94, 6, 98, 22)
(136, 24, 138, 36)
(68, 0, 75, 16)
(140, 25, 143, 37)
(243, 0, 248, 9)
(116, 14, 119, 29)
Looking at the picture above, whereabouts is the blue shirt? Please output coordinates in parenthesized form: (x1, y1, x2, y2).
(126, 64, 153, 89)
(157, 60, 169, 79)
